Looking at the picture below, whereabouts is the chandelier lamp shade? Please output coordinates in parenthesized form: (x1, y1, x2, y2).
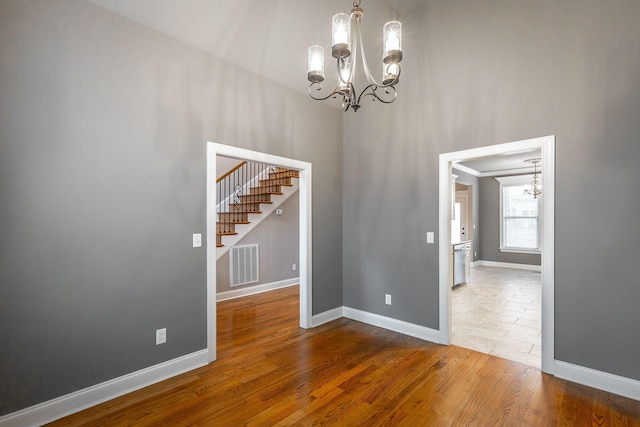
(307, 0, 403, 112)
(524, 158, 542, 199)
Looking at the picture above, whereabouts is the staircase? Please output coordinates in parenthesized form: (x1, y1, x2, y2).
(216, 162, 299, 256)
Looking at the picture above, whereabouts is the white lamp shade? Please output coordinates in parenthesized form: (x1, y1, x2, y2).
(383, 21, 402, 64)
(307, 45, 325, 83)
(332, 13, 351, 58)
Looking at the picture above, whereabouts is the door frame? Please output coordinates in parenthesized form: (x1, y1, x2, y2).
(206, 142, 313, 363)
(438, 135, 555, 374)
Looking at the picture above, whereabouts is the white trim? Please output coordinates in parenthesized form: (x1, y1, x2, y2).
(499, 248, 541, 255)
(217, 278, 299, 302)
(495, 174, 537, 186)
(540, 137, 555, 373)
(555, 361, 640, 401)
(207, 142, 313, 365)
(343, 307, 441, 343)
(451, 162, 481, 177)
(312, 307, 344, 327)
(475, 260, 541, 272)
(0, 350, 208, 427)
(452, 162, 540, 178)
(439, 135, 555, 374)
(206, 143, 217, 363)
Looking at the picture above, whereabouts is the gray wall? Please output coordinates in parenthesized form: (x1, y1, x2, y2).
(343, 0, 640, 382)
(0, 0, 342, 415)
(478, 177, 541, 265)
(217, 192, 299, 293)
(216, 156, 244, 180)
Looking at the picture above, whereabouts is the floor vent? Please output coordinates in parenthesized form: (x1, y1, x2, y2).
(230, 244, 259, 287)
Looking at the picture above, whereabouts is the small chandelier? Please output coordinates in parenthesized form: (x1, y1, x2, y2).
(306, 0, 403, 112)
(524, 158, 542, 199)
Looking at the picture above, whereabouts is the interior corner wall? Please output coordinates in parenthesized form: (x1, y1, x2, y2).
(0, 0, 342, 416)
(217, 192, 299, 293)
(343, 0, 640, 383)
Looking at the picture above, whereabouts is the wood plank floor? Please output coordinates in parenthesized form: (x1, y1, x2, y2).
(49, 286, 640, 426)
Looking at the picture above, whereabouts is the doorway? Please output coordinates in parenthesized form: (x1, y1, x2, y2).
(452, 190, 469, 244)
(438, 135, 555, 374)
(206, 142, 312, 363)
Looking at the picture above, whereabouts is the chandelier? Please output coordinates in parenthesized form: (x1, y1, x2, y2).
(306, 0, 403, 112)
(524, 158, 542, 199)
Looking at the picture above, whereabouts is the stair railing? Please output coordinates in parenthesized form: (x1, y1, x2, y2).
(216, 161, 275, 238)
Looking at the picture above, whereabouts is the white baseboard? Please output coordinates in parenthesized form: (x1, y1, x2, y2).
(216, 278, 299, 302)
(555, 361, 640, 401)
(475, 260, 541, 272)
(312, 307, 344, 327)
(343, 307, 440, 344)
(0, 349, 208, 427)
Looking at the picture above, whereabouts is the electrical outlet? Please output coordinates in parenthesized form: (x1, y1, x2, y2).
(292, 263, 297, 271)
(385, 294, 392, 305)
(156, 328, 166, 345)
(192, 233, 202, 248)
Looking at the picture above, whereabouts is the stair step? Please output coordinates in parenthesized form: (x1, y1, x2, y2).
(238, 194, 272, 203)
(249, 185, 282, 195)
(218, 212, 250, 223)
(217, 223, 237, 234)
(228, 203, 262, 213)
(269, 169, 299, 179)
(259, 177, 292, 187)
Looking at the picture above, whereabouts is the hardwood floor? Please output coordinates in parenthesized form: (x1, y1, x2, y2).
(452, 266, 542, 368)
(49, 286, 640, 426)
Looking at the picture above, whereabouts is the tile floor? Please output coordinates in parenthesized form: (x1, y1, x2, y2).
(451, 265, 542, 368)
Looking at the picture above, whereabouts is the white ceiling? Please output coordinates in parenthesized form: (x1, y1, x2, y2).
(454, 149, 542, 177)
(86, 0, 425, 96)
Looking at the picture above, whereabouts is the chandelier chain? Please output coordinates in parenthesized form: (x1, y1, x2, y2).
(353, 0, 361, 8)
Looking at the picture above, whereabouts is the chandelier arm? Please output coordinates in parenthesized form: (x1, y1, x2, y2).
(356, 15, 380, 86)
(381, 63, 401, 87)
(336, 56, 351, 86)
(357, 83, 398, 105)
(348, 17, 358, 86)
(308, 81, 351, 102)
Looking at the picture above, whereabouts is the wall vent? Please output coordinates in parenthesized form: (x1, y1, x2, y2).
(230, 244, 259, 287)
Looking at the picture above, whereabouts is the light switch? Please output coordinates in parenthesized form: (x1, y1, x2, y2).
(192, 233, 202, 248)
(426, 232, 435, 244)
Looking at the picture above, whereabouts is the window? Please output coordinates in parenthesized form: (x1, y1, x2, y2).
(496, 175, 541, 253)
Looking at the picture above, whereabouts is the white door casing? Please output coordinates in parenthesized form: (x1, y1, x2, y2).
(206, 142, 312, 363)
(438, 135, 555, 374)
